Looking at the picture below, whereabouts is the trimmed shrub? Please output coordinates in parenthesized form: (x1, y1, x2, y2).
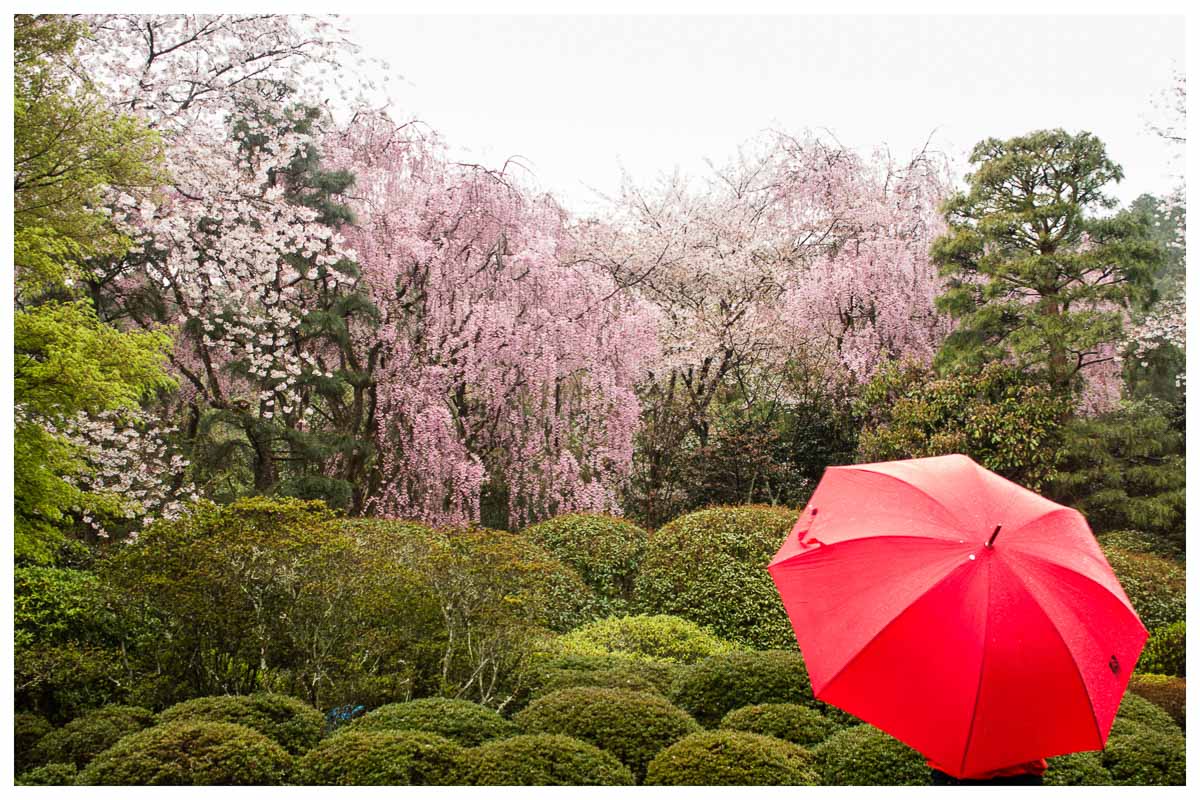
(1044, 752, 1112, 786)
(1112, 690, 1183, 737)
(32, 704, 156, 768)
(158, 693, 323, 755)
(76, 721, 292, 785)
(720, 703, 841, 747)
(534, 666, 662, 698)
(812, 725, 929, 786)
(513, 687, 701, 781)
(458, 733, 636, 785)
(293, 730, 462, 785)
(16, 762, 78, 786)
(1138, 621, 1185, 677)
(645, 730, 820, 785)
(1096, 530, 1183, 562)
(551, 614, 741, 664)
(1102, 728, 1186, 786)
(669, 650, 813, 728)
(15, 712, 53, 773)
(533, 654, 683, 694)
(344, 698, 517, 747)
(1101, 546, 1186, 631)
(1128, 673, 1185, 730)
(634, 505, 799, 649)
(522, 514, 649, 614)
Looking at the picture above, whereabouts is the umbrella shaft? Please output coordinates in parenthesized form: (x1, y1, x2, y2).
(986, 525, 1002, 548)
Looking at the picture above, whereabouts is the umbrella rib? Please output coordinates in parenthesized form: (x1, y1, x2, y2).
(837, 466, 973, 534)
(958, 557, 991, 777)
(1006, 549, 1144, 623)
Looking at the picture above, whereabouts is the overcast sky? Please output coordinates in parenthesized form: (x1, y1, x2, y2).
(345, 14, 1184, 216)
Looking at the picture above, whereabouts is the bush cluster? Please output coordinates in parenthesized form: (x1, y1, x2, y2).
(76, 720, 292, 785)
(344, 698, 517, 746)
(669, 650, 813, 727)
(16, 762, 78, 786)
(1101, 546, 1186, 631)
(550, 614, 740, 664)
(645, 730, 820, 785)
(294, 730, 462, 785)
(458, 733, 636, 785)
(1112, 690, 1183, 737)
(14, 712, 53, 773)
(720, 703, 841, 746)
(1127, 673, 1186, 730)
(811, 725, 929, 786)
(1102, 728, 1186, 786)
(1138, 621, 1185, 677)
(31, 704, 156, 769)
(521, 514, 649, 614)
(1044, 752, 1112, 786)
(158, 693, 323, 755)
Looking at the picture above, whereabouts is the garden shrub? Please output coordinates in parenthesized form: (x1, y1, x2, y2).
(457, 733, 636, 785)
(513, 687, 701, 781)
(669, 650, 813, 727)
(293, 730, 462, 785)
(1096, 530, 1183, 562)
(551, 614, 740, 664)
(16, 762, 78, 786)
(812, 725, 929, 786)
(76, 721, 292, 785)
(1101, 546, 1186, 631)
(15, 641, 131, 723)
(1138, 621, 1185, 677)
(522, 514, 649, 614)
(31, 704, 156, 768)
(645, 730, 820, 785)
(534, 666, 661, 699)
(14, 566, 119, 649)
(533, 653, 683, 694)
(634, 505, 799, 648)
(1112, 689, 1183, 737)
(1128, 673, 1185, 730)
(158, 693, 323, 755)
(720, 703, 841, 747)
(1044, 752, 1112, 786)
(344, 698, 517, 746)
(15, 712, 53, 773)
(1102, 728, 1186, 786)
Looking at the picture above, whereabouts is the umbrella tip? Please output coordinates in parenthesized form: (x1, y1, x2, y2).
(985, 524, 1002, 548)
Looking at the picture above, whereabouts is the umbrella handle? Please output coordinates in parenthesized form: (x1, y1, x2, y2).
(985, 524, 1002, 548)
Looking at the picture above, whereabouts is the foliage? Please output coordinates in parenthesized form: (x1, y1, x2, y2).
(515, 654, 686, 712)
(15, 642, 132, 724)
(293, 730, 463, 786)
(14, 567, 118, 650)
(720, 703, 842, 747)
(457, 734, 636, 786)
(513, 687, 701, 781)
(76, 720, 293, 785)
(16, 762, 78, 786)
(549, 614, 741, 664)
(855, 360, 1070, 491)
(1101, 546, 1186, 631)
(1097, 529, 1184, 562)
(1127, 674, 1186, 730)
(811, 725, 929, 786)
(343, 698, 517, 747)
(668, 650, 814, 728)
(532, 666, 663, 700)
(521, 514, 649, 615)
(14, 713, 54, 774)
(1138, 622, 1186, 677)
(644, 730, 820, 785)
(634, 506, 799, 648)
(931, 129, 1161, 400)
(158, 694, 324, 755)
(31, 705, 156, 769)
(1112, 690, 1183, 737)
(1101, 727, 1186, 786)
(1043, 752, 1113, 786)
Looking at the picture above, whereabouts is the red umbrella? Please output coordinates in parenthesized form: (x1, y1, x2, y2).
(768, 454, 1147, 779)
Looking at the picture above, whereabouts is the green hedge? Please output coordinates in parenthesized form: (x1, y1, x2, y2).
(14, 712, 53, 773)
(76, 721, 292, 785)
(812, 725, 929, 786)
(1102, 546, 1186, 631)
(31, 704, 156, 769)
(1096, 530, 1183, 562)
(1138, 622, 1185, 677)
(457, 733, 636, 785)
(1102, 728, 1186, 786)
(645, 730, 820, 785)
(534, 666, 662, 699)
(634, 505, 799, 649)
(668, 650, 813, 727)
(521, 514, 649, 615)
(158, 693, 323, 755)
(1044, 752, 1112, 786)
(513, 687, 701, 781)
(16, 762, 78, 786)
(344, 698, 517, 746)
(1128, 673, 1185, 730)
(720, 703, 841, 747)
(1112, 690, 1183, 737)
(533, 654, 683, 694)
(551, 614, 740, 664)
(293, 730, 462, 785)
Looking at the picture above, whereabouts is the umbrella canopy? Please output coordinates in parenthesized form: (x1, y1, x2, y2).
(767, 454, 1147, 779)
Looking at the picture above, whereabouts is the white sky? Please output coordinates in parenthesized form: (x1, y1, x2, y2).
(345, 14, 1184, 216)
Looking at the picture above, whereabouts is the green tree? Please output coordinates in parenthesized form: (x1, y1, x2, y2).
(932, 130, 1162, 397)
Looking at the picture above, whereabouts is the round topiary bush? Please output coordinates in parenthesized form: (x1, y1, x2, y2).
(15, 712, 53, 773)
(1138, 622, 1185, 677)
(1127, 673, 1185, 730)
(157, 693, 323, 755)
(16, 762, 78, 786)
(1102, 728, 1186, 786)
(343, 698, 517, 747)
(1101, 546, 1186, 631)
(645, 730, 820, 786)
(533, 654, 684, 694)
(32, 705, 157, 769)
(720, 703, 841, 747)
(513, 687, 701, 781)
(534, 666, 662, 699)
(812, 725, 929, 786)
(522, 514, 649, 614)
(1112, 690, 1183, 737)
(634, 505, 799, 649)
(669, 650, 813, 728)
(551, 615, 741, 664)
(1044, 752, 1112, 786)
(76, 721, 292, 785)
(293, 730, 462, 785)
(457, 733, 636, 785)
